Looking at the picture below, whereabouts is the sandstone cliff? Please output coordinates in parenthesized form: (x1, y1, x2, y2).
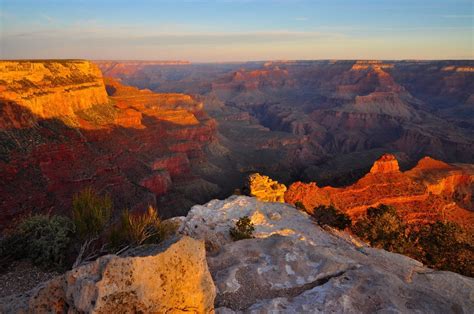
(244, 173, 286, 202)
(0, 60, 108, 121)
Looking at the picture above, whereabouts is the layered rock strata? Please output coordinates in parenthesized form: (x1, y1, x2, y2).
(285, 154, 474, 230)
(0, 61, 218, 228)
(0, 60, 108, 120)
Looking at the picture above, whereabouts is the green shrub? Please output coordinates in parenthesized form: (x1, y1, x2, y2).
(351, 204, 473, 277)
(311, 205, 352, 230)
(352, 204, 408, 253)
(0, 214, 75, 269)
(109, 206, 173, 249)
(295, 201, 306, 211)
(416, 221, 473, 276)
(230, 216, 255, 241)
(72, 187, 112, 240)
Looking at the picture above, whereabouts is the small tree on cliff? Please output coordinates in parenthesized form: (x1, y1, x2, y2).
(416, 221, 473, 276)
(230, 216, 255, 241)
(352, 204, 408, 253)
(311, 205, 352, 230)
(295, 201, 306, 211)
(0, 214, 75, 270)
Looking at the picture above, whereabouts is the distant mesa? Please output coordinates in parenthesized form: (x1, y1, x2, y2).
(94, 60, 191, 78)
(351, 60, 395, 71)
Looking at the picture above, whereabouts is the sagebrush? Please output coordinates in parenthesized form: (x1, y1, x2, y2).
(109, 206, 174, 249)
(72, 187, 112, 240)
(0, 214, 75, 269)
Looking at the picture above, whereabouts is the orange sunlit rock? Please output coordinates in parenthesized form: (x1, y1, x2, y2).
(0, 60, 108, 120)
(286, 154, 474, 230)
(369, 154, 400, 174)
(245, 173, 287, 203)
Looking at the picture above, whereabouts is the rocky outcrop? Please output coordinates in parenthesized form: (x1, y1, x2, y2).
(283, 181, 330, 214)
(286, 154, 474, 230)
(369, 153, 400, 174)
(0, 60, 108, 121)
(245, 173, 286, 202)
(0, 236, 216, 313)
(180, 196, 474, 312)
(1, 196, 473, 312)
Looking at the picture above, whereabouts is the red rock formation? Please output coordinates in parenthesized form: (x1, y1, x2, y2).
(140, 170, 172, 196)
(369, 154, 400, 174)
(283, 182, 330, 214)
(285, 154, 474, 230)
(0, 61, 217, 229)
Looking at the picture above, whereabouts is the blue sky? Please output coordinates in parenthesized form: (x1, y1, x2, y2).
(1, 0, 472, 61)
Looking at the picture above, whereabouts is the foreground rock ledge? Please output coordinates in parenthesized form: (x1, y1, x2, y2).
(181, 196, 474, 313)
(0, 236, 216, 313)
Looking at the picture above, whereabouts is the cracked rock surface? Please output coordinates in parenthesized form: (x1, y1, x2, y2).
(0, 236, 216, 313)
(181, 195, 474, 313)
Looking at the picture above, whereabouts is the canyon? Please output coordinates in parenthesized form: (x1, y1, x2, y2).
(0, 60, 219, 228)
(0, 59, 473, 312)
(1, 59, 473, 230)
(97, 60, 474, 187)
(96, 60, 474, 231)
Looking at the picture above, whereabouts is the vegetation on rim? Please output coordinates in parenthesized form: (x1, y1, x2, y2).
(0, 187, 174, 271)
(229, 216, 255, 241)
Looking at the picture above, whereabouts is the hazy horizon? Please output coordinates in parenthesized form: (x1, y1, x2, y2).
(1, 0, 473, 61)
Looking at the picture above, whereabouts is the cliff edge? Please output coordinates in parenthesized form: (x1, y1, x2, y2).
(0, 60, 108, 120)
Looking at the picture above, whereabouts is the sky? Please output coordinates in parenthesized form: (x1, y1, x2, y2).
(0, 0, 473, 61)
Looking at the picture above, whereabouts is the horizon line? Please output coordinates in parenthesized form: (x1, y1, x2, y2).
(1, 58, 473, 63)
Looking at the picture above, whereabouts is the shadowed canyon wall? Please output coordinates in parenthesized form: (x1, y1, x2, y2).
(96, 60, 474, 187)
(0, 60, 219, 229)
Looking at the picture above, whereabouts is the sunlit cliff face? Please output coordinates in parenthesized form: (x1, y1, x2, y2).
(285, 154, 474, 231)
(0, 61, 109, 122)
(0, 61, 218, 228)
